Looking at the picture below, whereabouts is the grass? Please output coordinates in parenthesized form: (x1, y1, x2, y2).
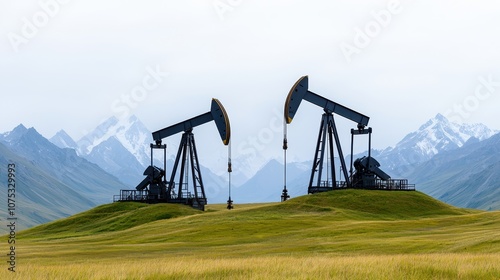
(20, 201, 201, 239)
(6, 254, 500, 280)
(3, 190, 500, 279)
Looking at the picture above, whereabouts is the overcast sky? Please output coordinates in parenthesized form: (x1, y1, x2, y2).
(1, 0, 500, 166)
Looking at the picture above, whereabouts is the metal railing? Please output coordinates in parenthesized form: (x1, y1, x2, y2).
(113, 189, 201, 202)
(113, 190, 164, 202)
(309, 178, 415, 193)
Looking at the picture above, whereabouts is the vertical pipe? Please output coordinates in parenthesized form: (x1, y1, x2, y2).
(150, 144, 154, 199)
(368, 128, 372, 169)
(228, 140, 232, 199)
(283, 119, 287, 194)
(282, 119, 289, 201)
(227, 140, 233, 209)
(368, 128, 372, 158)
(350, 130, 354, 180)
(164, 144, 166, 180)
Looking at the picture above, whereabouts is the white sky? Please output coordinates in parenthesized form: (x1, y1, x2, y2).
(1, 0, 500, 166)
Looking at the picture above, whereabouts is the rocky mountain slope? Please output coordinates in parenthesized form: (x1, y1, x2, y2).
(0, 125, 125, 231)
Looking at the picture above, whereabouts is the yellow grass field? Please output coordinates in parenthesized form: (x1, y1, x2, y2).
(2, 190, 499, 279)
(5, 254, 500, 279)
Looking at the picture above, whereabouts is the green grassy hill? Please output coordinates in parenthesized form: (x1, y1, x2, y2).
(268, 189, 471, 218)
(21, 190, 472, 239)
(7, 190, 500, 279)
(21, 201, 201, 239)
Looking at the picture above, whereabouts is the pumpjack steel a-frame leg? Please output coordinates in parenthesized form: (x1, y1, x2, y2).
(167, 131, 207, 210)
(308, 112, 350, 193)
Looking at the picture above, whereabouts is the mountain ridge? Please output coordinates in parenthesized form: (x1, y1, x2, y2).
(50, 129, 78, 151)
(77, 115, 151, 167)
(1, 111, 497, 234)
(227, 114, 499, 209)
(0, 125, 126, 232)
(370, 113, 497, 176)
(408, 132, 500, 210)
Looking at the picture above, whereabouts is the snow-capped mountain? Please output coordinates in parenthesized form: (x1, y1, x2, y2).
(64, 114, 230, 193)
(233, 113, 499, 210)
(399, 113, 495, 154)
(50, 129, 78, 150)
(77, 115, 152, 167)
(65, 115, 154, 187)
(85, 136, 146, 186)
(373, 114, 497, 176)
(0, 124, 125, 231)
(1, 124, 29, 144)
(407, 132, 500, 210)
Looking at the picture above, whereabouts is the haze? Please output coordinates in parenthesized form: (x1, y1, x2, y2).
(1, 0, 500, 165)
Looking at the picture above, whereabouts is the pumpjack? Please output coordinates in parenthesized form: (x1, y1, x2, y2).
(282, 76, 414, 197)
(114, 98, 231, 211)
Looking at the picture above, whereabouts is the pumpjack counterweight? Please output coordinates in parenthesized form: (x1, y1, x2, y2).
(114, 98, 231, 210)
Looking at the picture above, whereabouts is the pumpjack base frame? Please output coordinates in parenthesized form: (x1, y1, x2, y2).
(113, 138, 208, 211)
(308, 178, 415, 194)
(113, 193, 206, 211)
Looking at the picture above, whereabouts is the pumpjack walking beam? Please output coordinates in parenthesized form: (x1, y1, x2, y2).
(151, 98, 231, 210)
(285, 76, 369, 126)
(284, 76, 370, 193)
(152, 99, 230, 145)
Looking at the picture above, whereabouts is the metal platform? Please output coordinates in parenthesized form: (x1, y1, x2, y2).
(114, 189, 207, 211)
(308, 179, 415, 194)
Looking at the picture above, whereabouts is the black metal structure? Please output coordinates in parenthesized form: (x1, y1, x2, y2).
(164, 131, 207, 210)
(281, 126, 290, 202)
(283, 76, 414, 195)
(285, 76, 369, 193)
(115, 98, 231, 211)
(227, 144, 233, 209)
(114, 144, 168, 202)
